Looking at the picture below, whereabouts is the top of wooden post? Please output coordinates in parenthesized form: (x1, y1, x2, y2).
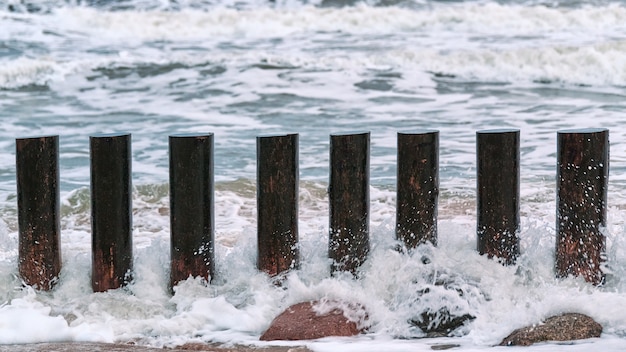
(90, 132, 131, 138)
(16, 135, 59, 142)
(477, 129, 520, 134)
(257, 133, 298, 139)
(170, 133, 213, 138)
(330, 131, 370, 137)
(398, 130, 439, 135)
(557, 128, 608, 134)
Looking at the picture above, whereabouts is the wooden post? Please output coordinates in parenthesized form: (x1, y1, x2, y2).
(257, 134, 299, 277)
(476, 129, 520, 265)
(169, 134, 215, 289)
(90, 133, 133, 292)
(396, 130, 439, 249)
(329, 132, 370, 276)
(556, 128, 609, 285)
(16, 136, 61, 291)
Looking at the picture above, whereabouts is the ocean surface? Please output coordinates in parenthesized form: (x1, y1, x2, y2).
(2, 0, 626, 350)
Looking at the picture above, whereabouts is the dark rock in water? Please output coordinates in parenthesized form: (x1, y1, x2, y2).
(499, 313, 602, 346)
(405, 269, 481, 337)
(430, 344, 461, 351)
(409, 307, 475, 338)
(320, 0, 358, 7)
(260, 301, 367, 341)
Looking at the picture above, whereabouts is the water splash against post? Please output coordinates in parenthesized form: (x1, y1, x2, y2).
(556, 128, 608, 285)
(257, 133, 300, 278)
(476, 129, 520, 265)
(396, 130, 439, 249)
(329, 132, 370, 276)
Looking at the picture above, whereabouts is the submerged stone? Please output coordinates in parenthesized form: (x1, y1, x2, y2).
(409, 307, 475, 338)
(405, 268, 482, 338)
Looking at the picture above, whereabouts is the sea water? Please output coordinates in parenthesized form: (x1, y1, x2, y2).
(1, 0, 626, 350)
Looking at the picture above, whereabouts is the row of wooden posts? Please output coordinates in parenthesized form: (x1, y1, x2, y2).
(15, 128, 608, 292)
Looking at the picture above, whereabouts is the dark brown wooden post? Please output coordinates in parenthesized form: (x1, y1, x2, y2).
(16, 136, 61, 291)
(329, 132, 369, 276)
(396, 130, 439, 249)
(556, 128, 609, 285)
(90, 133, 133, 292)
(169, 134, 215, 289)
(257, 134, 299, 278)
(477, 129, 520, 265)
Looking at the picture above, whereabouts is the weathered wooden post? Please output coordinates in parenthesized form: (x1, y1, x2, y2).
(396, 130, 439, 249)
(329, 132, 370, 276)
(556, 128, 608, 285)
(476, 129, 520, 265)
(257, 134, 299, 278)
(169, 133, 215, 289)
(90, 133, 133, 292)
(16, 136, 61, 291)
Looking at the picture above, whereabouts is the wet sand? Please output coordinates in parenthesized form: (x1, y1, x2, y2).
(0, 343, 313, 352)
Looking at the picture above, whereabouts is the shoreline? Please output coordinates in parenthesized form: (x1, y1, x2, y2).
(0, 343, 314, 352)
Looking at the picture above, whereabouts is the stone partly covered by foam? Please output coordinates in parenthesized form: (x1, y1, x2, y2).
(499, 313, 602, 346)
(404, 260, 481, 338)
(260, 301, 367, 341)
(409, 307, 475, 338)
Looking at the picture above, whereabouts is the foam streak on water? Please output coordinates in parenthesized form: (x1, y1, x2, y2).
(1, 0, 626, 350)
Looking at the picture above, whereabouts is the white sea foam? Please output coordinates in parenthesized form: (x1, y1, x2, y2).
(1, 2, 626, 88)
(0, 183, 624, 351)
(2, 0, 626, 350)
(0, 58, 59, 88)
(2, 37, 626, 91)
(44, 3, 626, 40)
(220, 40, 626, 86)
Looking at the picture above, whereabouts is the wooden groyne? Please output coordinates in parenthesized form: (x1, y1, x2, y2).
(90, 133, 133, 292)
(257, 133, 299, 278)
(14, 129, 609, 291)
(169, 134, 215, 288)
(396, 130, 438, 249)
(16, 136, 61, 291)
(555, 129, 608, 286)
(476, 129, 520, 265)
(329, 132, 370, 277)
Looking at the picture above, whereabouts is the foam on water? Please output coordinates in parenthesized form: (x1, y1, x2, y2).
(2, 3, 626, 88)
(0, 181, 624, 350)
(2, 0, 626, 350)
(44, 3, 626, 40)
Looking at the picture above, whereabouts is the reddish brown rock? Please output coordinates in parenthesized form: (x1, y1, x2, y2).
(260, 301, 366, 341)
(500, 313, 602, 346)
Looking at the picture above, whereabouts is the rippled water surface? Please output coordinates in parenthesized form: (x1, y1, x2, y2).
(2, 0, 626, 350)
